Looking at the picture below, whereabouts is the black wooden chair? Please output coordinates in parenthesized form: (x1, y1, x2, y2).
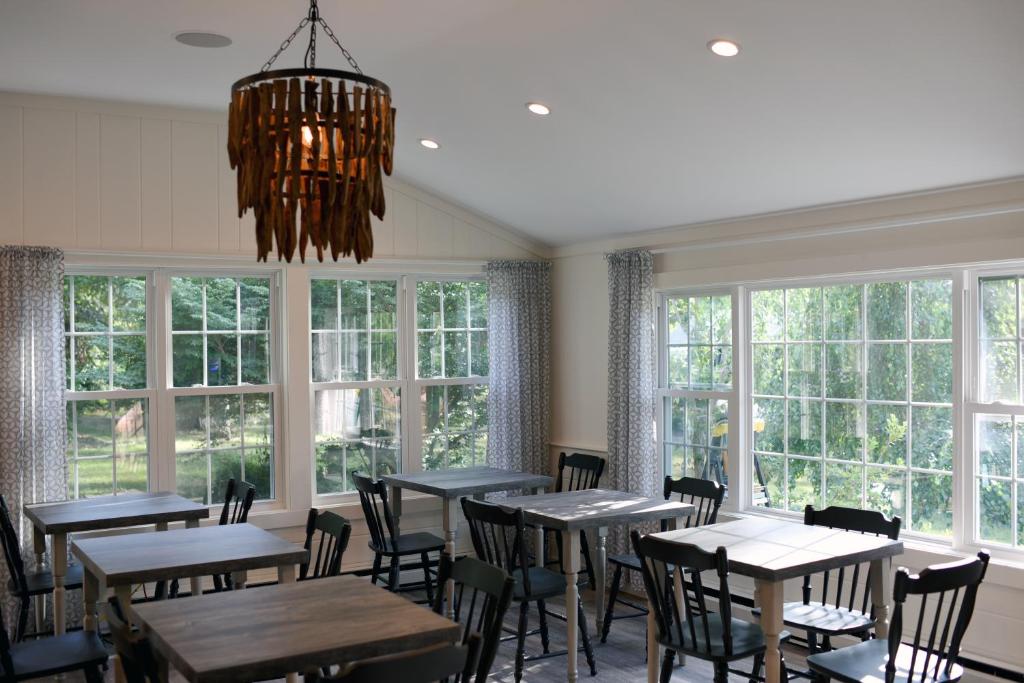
(0, 495, 84, 641)
(461, 497, 596, 683)
(807, 551, 990, 683)
(631, 529, 788, 683)
(434, 553, 515, 682)
(104, 596, 160, 683)
(547, 452, 605, 589)
(770, 505, 902, 658)
(307, 636, 483, 683)
(352, 472, 444, 601)
(0, 600, 107, 682)
(299, 509, 352, 580)
(166, 477, 256, 598)
(601, 476, 726, 643)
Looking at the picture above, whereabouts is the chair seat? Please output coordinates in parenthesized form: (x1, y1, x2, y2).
(512, 566, 567, 600)
(377, 532, 445, 555)
(807, 638, 963, 683)
(6, 630, 109, 679)
(781, 601, 875, 635)
(659, 613, 790, 662)
(8, 563, 84, 597)
(607, 553, 642, 571)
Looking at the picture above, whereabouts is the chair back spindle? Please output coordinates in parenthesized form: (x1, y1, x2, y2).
(460, 498, 531, 596)
(886, 551, 989, 683)
(661, 477, 726, 531)
(555, 452, 605, 493)
(315, 636, 483, 683)
(352, 472, 398, 551)
(801, 505, 902, 615)
(218, 478, 256, 526)
(434, 553, 515, 683)
(631, 529, 734, 658)
(300, 509, 353, 580)
(104, 596, 161, 682)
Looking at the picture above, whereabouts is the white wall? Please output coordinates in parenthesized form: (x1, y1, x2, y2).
(549, 178, 1024, 679)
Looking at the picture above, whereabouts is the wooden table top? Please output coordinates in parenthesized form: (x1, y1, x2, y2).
(24, 491, 209, 534)
(71, 523, 307, 586)
(132, 575, 460, 683)
(649, 517, 904, 582)
(382, 466, 553, 498)
(498, 489, 695, 531)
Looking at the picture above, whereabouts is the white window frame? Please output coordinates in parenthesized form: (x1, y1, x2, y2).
(64, 268, 155, 499)
(965, 265, 1024, 552)
(309, 273, 407, 497)
(656, 287, 742, 509)
(158, 270, 284, 507)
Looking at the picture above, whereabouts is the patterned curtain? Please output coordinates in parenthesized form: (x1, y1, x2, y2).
(485, 260, 551, 478)
(606, 249, 657, 584)
(0, 246, 68, 627)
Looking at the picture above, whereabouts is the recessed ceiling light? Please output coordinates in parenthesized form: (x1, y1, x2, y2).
(526, 102, 551, 116)
(174, 31, 232, 48)
(419, 138, 441, 150)
(707, 39, 740, 57)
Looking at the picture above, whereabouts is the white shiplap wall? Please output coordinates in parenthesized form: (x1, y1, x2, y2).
(0, 92, 545, 261)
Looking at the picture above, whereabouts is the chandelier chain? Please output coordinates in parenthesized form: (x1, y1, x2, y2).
(260, 18, 310, 72)
(318, 18, 363, 75)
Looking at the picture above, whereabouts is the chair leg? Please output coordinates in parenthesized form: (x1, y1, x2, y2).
(821, 634, 832, 652)
(223, 572, 233, 590)
(169, 578, 180, 598)
(84, 665, 104, 683)
(514, 601, 529, 683)
(577, 595, 597, 676)
(15, 598, 28, 642)
(212, 573, 223, 593)
(554, 530, 564, 572)
(749, 653, 764, 683)
(713, 661, 729, 683)
(601, 564, 624, 643)
(369, 553, 382, 586)
(580, 529, 596, 590)
(421, 552, 434, 603)
(387, 556, 401, 592)
(807, 631, 818, 655)
(154, 580, 167, 600)
(537, 599, 551, 653)
(659, 649, 675, 683)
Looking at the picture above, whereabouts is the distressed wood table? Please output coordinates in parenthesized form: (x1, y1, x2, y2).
(23, 491, 208, 636)
(648, 517, 904, 683)
(131, 574, 460, 683)
(498, 488, 695, 683)
(381, 466, 553, 618)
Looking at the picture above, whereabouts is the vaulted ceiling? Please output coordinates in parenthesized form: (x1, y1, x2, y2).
(2, 0, 1022, 245)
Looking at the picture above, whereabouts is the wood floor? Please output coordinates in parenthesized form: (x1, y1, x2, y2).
(31, 588, 806, 682)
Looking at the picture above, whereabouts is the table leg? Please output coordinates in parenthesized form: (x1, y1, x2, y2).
(32, 525, 45, 636)
(535, 486, 546, 568)
(870, 558, 891, 638)
(183, 518, 201, 596)
(279, 563, 298, 683)
(646, 597, 658, 683)
(83, 568, 99, 632)
(442, 497, 459, 619)
(232, 570, 247, 590)
(755, 579, 784, 683)
(390, 484, 403, 539)
(594, 526, 608, 636)
(115, 584, 133, 623)
(52, 531, 67, 636)
(156, 521, 168, 532)
(563, 529, 581, 683)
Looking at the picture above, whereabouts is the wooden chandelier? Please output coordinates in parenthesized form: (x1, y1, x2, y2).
(227, 1, 395, 263)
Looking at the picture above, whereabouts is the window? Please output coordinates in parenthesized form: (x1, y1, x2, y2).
(659, 293, 733, 486)
(64, 275, 150, 498)
(749, 279, 954, 537)
(972, 275, 1024, 548)
(171, 276, 277, 504)
(416, 280, 489, 470)
(311, 278, 401, 493)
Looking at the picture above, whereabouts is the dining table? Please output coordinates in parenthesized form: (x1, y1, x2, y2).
(498, 488, 695, 683)
(23, 491, 208, 636)
(381, 466, 553, 618)
(647, 516, 904, 683)
(131, 574, 460, 683)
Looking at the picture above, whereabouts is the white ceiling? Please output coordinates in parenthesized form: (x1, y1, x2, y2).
(2, 0, 1023, 246)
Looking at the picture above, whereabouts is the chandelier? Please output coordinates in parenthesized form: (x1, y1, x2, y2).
(227, 0, 395, 263)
